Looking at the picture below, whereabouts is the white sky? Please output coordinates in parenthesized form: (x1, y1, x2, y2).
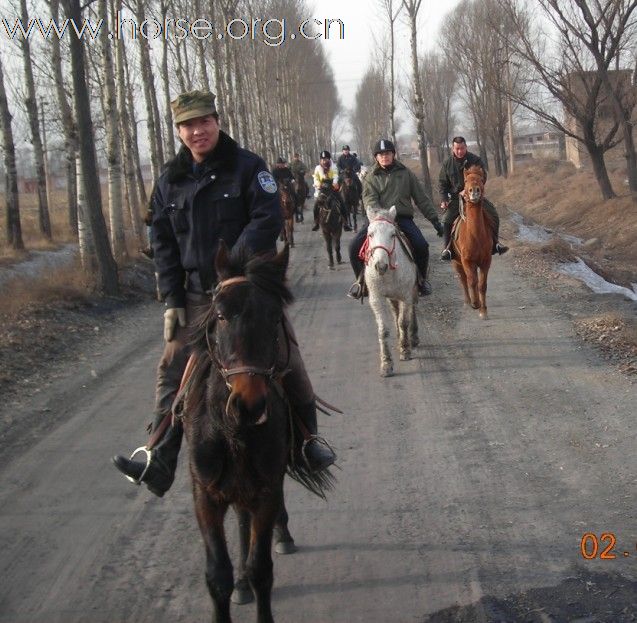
(312, 0, 464, 141)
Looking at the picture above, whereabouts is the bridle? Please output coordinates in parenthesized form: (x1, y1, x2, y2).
(363, 216, 398, 269)
(208, 276, 281, 388)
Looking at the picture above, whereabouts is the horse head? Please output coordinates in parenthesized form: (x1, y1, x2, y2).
(365, 205, 397, 275)
(463, 164, 486, 204)
(199, 242, 292, 428)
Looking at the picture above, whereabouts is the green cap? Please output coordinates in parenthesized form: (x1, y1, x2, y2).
(170, 90, 217, 125)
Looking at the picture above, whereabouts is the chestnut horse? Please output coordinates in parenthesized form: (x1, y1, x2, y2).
(278, 179, 295, 247)
(451, 164, 492, 319)
(180, 244, 332, 622)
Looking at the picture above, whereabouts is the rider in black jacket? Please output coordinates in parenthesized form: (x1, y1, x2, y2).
(113, 91, 336, 497)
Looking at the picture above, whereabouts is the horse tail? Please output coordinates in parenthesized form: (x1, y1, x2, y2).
(286, 457, 336, 500)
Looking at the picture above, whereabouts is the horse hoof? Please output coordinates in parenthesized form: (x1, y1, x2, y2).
(329, 265, 335, 270)
(380, 366, 394, 377)
(400, 351, 411, 361)
(231, 587, 254, 605)
(411, 337, 420, 347)
(480, 311, 488, 320)
(275, 540, 297, 555)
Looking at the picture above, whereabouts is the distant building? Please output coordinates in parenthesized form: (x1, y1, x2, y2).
(513, 126, 566, 162)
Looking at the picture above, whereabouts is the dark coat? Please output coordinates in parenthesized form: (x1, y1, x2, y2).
(337, 153, 361, 174)
(438, 151, 487, 202)
(151, 131, 282, 308)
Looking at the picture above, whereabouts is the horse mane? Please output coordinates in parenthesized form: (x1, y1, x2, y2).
(464, 164, 486, 184)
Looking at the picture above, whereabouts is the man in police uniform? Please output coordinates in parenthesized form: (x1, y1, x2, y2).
(113, 91, 335, 496)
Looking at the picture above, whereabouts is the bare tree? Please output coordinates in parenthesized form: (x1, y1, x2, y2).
(353, 68, 391, 158)
(402, 0, 433, 195)
(18, 0, 52, 239)
(549, 0, 637, 192)
(0, 57, 23, 250)
(63, 0, 119, 293)
(378, 0, 402, 145)
(497, 0, 627, 199)
(101, 0, 126, 258)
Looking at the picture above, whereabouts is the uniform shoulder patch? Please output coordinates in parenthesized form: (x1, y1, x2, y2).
(257, 171, 277, 194)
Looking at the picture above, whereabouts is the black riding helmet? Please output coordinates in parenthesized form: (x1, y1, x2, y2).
(373, 139, 396, 155)
(320, 150, 331, 160)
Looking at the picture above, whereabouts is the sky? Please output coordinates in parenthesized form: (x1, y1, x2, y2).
(311, 0, 464, 141)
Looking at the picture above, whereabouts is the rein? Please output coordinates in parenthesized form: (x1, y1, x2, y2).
(360, 216, 398, 269)
(210, 276, 279, 385)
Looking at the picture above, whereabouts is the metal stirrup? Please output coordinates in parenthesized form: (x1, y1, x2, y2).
(126, 446, 152, 484)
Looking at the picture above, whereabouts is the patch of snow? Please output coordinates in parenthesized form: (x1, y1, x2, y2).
(511, 212, 583, 246)
(557, 257, 637, 302)
(0, 244, 77, 287)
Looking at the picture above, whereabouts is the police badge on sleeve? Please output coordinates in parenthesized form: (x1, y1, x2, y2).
(257, 171, 277, 194)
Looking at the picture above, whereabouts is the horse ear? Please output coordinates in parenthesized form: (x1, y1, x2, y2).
(365, 205, 376, 221)
(215, 240, 231, 279)
(389, 205, 397, 221)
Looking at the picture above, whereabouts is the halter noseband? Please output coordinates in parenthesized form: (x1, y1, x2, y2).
(210, 276, 278, 384)
(363, 216, 398, 269)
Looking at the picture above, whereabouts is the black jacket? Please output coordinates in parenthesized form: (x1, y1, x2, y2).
(337, 153, 361, 174)
(438, 151, 487, 202)
(151, 131, 282, 308)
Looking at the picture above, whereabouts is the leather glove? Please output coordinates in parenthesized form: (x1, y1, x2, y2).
(433, 220, 444, 237)
(314, 189, 319, 198)
(163, 307, 186, 342)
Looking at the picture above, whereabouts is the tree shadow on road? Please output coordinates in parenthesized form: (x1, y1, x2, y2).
(421, 567, 636, 623)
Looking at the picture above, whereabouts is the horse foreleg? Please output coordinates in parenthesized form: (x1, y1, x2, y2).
(273, 497, 297, 555)
(193, 486, 233, 623)
(246, 494, 281, 623)
(478, 266, 489, 319)
(369, 292, 393, 377)
(453, 260, 471, 305)
(410, 305, 419, 347)
(232, 508, 255, 605)
(465, 262, 480, 309)
(397, 301, 411, 361)
(287, 218, 294, 247)
(335, 233, 342, 264)
(324, 232, 334, 269)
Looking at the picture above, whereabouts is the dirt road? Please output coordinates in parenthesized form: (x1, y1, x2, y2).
(0, 216, 635, 622)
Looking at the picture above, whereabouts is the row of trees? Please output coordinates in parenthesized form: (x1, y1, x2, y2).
(1, 0, 341, 293)
(354, 0, 637, 200)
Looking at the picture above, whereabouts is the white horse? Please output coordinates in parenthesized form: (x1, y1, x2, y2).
(363, 206, 419, 377)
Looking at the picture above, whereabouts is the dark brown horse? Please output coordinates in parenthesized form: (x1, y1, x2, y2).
(316, 180, 343, 269)
(278, 179, 295, 247)
(340, 168, 361, 231)
(180, 244, 331, 622)
(292, 173, 307, 223)
(451, 164, 493, 319)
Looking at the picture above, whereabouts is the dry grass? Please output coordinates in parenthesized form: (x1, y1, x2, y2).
(487, 159, 637, 286)
(0, 258, 93, 319)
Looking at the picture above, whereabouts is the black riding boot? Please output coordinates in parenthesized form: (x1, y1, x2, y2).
(441, 222, 453, 261)
(295, 401, 336, 472)
(112, 413, 183, 497)
(416, 248, 432, 296)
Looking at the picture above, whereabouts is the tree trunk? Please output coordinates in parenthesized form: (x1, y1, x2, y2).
(0, 57, 24, 250)
(586, 140, 617, 199)
(159, 0, 176, 159)
(136, 0, 163, 181)
(406, 4, 432, 196)
(49, 0, 78, 236)
(20, 0, 51, 240)
(116, 32, 143, 246)
(76, 153, 96, 271)
(102, 0, 126, 259)
(65, 0, 119, 294)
